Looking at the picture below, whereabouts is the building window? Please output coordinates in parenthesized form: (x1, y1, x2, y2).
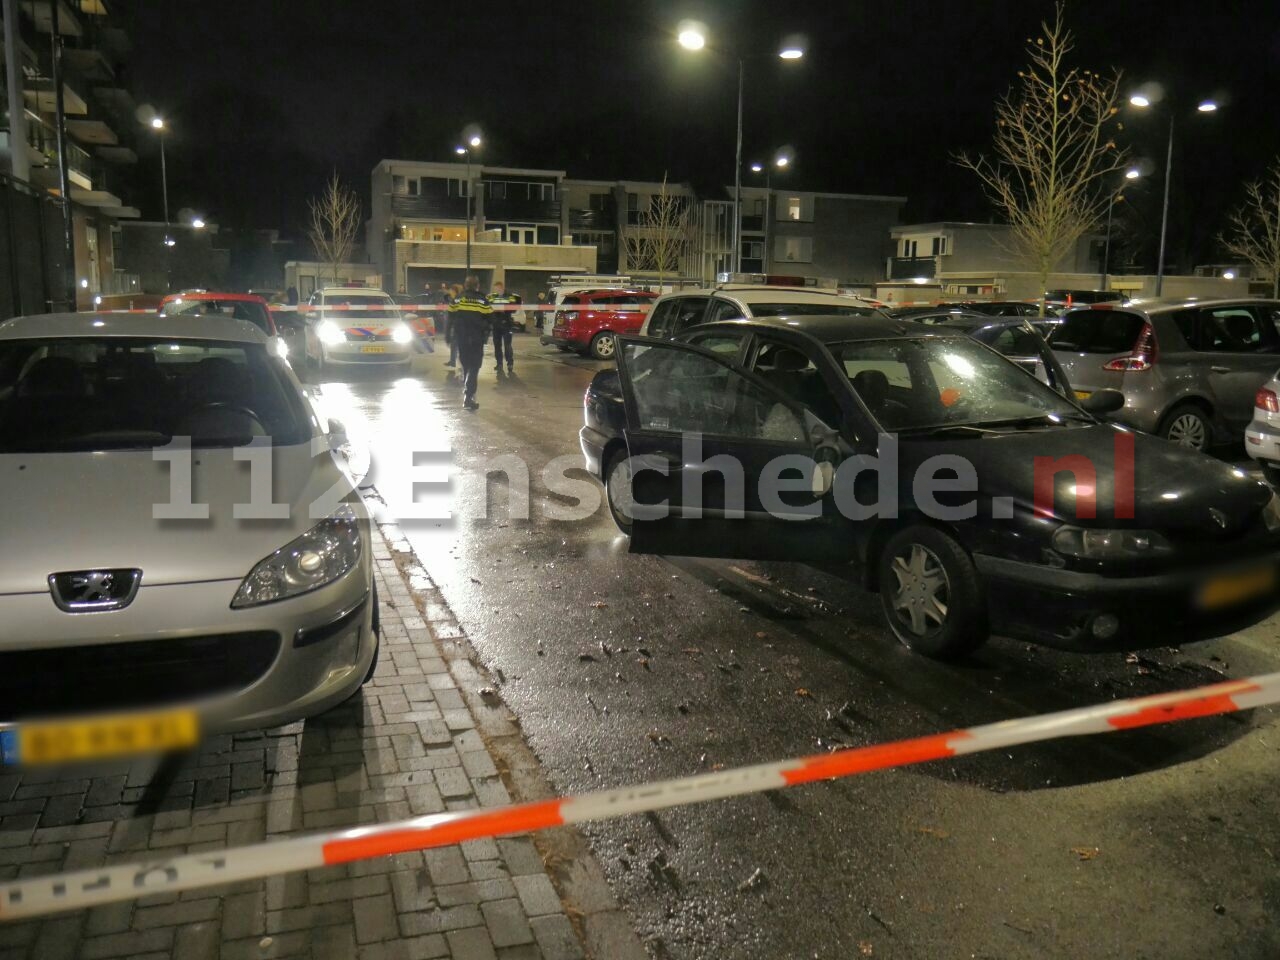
(392, 175, 406, 195)
(589, 192, 609, 212)
(741, 240, 764, 260)
(902, 239, 918, 258)
(931, 236, 948, 256)
(627, 192, 639, 225)
(447, 179, 471, 198)
(529, 183, 555, 202)
(775, 236, 813, 263)
(488, 181, 508, 200)
(782, 196, 812, 222)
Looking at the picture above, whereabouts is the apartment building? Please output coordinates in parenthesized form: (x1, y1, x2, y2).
(368, 159, 596, 299)
(0, 0, 141, 311)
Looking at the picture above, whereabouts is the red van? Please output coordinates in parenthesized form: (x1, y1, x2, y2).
(542, 289, 658, 360)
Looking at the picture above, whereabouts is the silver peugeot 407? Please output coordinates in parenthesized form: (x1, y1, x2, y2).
(0, 312, 378, 750)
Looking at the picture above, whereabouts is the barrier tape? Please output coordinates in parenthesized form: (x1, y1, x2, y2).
(93, 304, 647, 315)
(0, 670, 1275, 920)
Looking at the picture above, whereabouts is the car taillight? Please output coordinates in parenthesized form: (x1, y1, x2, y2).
(1256, 388, 1280, 413)
(1102, 321, 1156, 372)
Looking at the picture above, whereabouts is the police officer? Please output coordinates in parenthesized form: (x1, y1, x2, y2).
(449, 275, 493, 410)
(488, 281, 520, 373)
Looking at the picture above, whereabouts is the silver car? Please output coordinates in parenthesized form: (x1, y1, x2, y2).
(0, 312, 377, 757)
(1246, 368, 1280, 483)
(1051, 298, 1280, 451)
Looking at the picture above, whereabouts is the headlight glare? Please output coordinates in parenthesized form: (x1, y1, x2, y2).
(317, 320, 344, 346)
(275, 338, 289, 358)
(1051, 525, 1173, 560)
(231, 506, 363, 608)
(391, 323, 413, 344)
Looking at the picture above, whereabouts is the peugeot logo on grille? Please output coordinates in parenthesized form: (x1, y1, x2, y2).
(48, 569, 142, 613)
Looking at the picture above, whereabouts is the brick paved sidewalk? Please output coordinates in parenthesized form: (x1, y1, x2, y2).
(0, 523, 617, 960)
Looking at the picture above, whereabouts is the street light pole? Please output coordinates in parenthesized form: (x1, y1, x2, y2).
(1102, 168, 1142, 289)
(1155, 115, 1174, 297)
(733, 58, 743, 275)
(456, 133, 482, 275)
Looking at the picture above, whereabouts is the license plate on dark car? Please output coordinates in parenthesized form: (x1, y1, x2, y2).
(1196, 566, 1277, 610)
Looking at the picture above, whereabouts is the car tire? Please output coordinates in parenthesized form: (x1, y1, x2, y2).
(362, 583, 381, 685)
(589, 332, 617, 361)
(603, 448, 634, 536)
(1160, 402, 1211, 451)
(877, 524, 987, 660)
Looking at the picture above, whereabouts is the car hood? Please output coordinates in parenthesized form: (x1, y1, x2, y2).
(898, 424, 1271, 538)
(0, 444, 356, 594)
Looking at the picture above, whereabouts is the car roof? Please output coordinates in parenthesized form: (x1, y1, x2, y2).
(0, 312, 269, 343)
(570, 288, 657, 298)
(319, 287, 392, 297)
(160, 291, 267, 304)
(660, 286, 869, 305)
(691, 314, 955, 344)
(1064, 297, 1277, 316)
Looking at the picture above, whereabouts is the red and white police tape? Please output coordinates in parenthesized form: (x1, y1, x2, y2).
(2, 670, 1276, 920)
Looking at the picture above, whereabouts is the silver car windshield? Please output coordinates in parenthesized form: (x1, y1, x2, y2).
(835, 337, 1080, 432)
(0, 337, 311, 452)
(160, 299, 273, 336)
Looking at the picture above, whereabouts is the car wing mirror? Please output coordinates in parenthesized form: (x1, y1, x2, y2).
(1080, 388, 1125, 416)
(812, 458, 836, 497)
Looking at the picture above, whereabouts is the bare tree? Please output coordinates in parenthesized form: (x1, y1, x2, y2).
(1220, 158, 1280, 298)
(956, 4, 1128, 315)
(307, 172, 361, 283)
(623, 176, 695, 286)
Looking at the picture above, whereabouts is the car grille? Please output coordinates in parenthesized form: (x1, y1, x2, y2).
(343, 330, 394, 342)
(0, 632, 280, 722)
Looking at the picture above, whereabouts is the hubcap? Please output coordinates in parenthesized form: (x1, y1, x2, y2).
(889, 543, 950, 637)
(595, 335, 615, 358)
(607, 456, 634, 522)
(1167, 413, 1206, 449)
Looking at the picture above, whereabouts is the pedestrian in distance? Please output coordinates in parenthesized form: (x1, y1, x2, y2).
(534, 290, 549, 331)
(449, 275, 493, 410)
(488, 281, 519, 373)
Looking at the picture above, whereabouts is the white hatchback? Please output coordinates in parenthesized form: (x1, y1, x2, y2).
(639, 285, 883, 339)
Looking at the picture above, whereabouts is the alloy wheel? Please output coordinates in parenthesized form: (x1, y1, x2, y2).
(888, 543, 950, 636)
(594, 335, 616, 359)
(1166, 413, 1207, 449)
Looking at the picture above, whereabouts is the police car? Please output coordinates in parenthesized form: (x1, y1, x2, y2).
(302, 285, 415, 373)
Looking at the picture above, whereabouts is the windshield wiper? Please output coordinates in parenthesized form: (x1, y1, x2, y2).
(897, 423, 1000, 438)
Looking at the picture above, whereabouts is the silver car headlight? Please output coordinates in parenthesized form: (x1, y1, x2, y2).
(1263, 492, 1280, 532)
(317, 320, 345, 346)
(231, 506, 363, 608)
(1051, 525, 1173, 560)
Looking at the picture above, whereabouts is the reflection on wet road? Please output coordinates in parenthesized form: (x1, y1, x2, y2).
(300, 339, 1280, 960)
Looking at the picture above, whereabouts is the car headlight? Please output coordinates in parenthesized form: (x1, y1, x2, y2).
(1051, 525, 1173, 560)
(391, 322, 413, 344)
(275, 338, 289, 358)
(1263, 492, 1280, 532)
(231, 506, 363, 608)
(317, 320, 345, 346)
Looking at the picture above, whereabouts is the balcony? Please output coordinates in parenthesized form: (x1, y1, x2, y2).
(568, 207, 613, 231)
(887, 256, 939, 281)
(483, 195, 561, 223)
(393, 239, 596, 273)
(390, 194, 469, 221)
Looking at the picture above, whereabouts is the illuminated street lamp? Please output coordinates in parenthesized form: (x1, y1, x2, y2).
(190, 217, 205, 230)
(677, 21, 804, 273)
(455, 128, 483, 272)
(1128, 87, 1223, 295)
(1102, 167, 1144, 285)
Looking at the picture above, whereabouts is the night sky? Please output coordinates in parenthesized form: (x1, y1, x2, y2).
(115, 0, 1280, 271)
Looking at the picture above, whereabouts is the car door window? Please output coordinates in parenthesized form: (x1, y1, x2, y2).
(619, 340, 804, 442)
(668, 297, 711, 336)
(989, 326, 1044, 357)
(685, 332, 747, 358)
(706, 298, 745, 323)
(645, 299, 678, 338)
(750, 339, 843, 428)
(1197, 307, 1267, 353)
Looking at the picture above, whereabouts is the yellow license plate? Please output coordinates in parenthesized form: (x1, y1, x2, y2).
(1197, 566, 1277, 610)
(1074, 390, 1092, 400)
(361, 345, 386, 354)
(3, 709, 199, 766)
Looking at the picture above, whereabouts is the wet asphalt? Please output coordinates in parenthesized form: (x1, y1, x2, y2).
(306, 336, 1280, 960)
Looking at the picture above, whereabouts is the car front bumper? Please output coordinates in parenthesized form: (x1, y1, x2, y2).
(975, 550, 1280, 651)
(322, 341, 414, 364)
(0, 558, 375, 736)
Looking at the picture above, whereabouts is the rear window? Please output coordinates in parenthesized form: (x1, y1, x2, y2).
(161, 299, 273, 336)
(0, 337, 311, 452)
(560, 295, 581, 306)
(1050, 310, 1144, 353)
(748, 303, 878, 318)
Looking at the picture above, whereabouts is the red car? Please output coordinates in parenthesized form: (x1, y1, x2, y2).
(541, 289, 658, 360)
(157, 291, 290, 357)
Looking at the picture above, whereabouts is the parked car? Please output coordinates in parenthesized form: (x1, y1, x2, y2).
(1050, 299, 1280, 451)
(158, 291, 289, 360)
(639, 285, 882, 341)
(1245, 368, 1280, 483)
(1045, 289, 1127, 314)
(931, 315, 1071, 395)
(302, 287, 415, 373)
(0, 312, 379, 754)
(542, 289, 659, 359)
(92, 292, 164, 312)
(953, 300, 1045, 318)
(579, 316, 1280, 658)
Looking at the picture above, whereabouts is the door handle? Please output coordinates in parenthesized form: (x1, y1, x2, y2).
(1210, 365, 1231, 373)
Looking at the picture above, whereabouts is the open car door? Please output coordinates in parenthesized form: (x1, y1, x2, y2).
(612, 335, 851, 562)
